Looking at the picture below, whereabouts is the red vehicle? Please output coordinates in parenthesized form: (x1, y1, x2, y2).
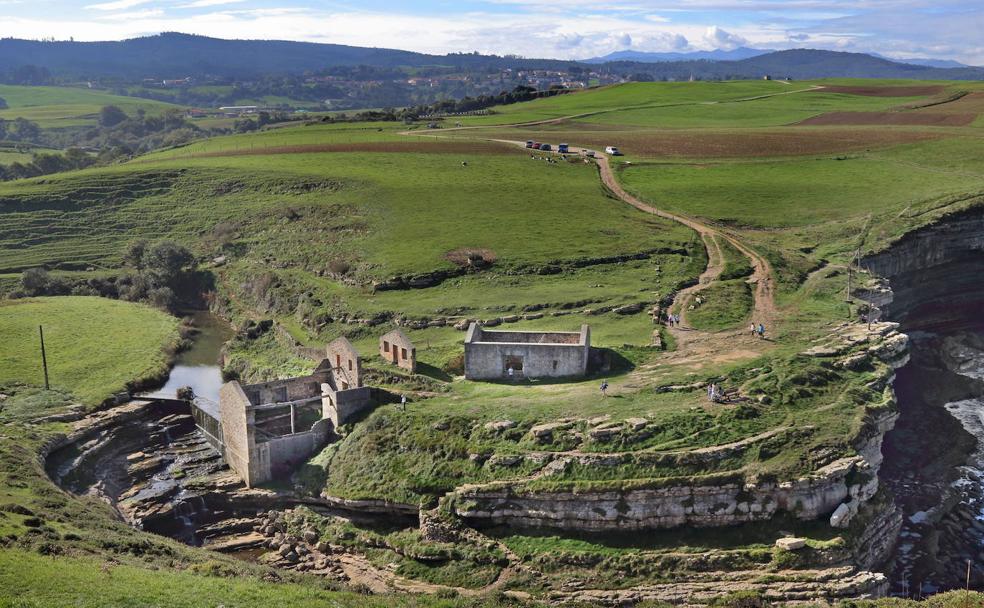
(531, 142, 542, 149)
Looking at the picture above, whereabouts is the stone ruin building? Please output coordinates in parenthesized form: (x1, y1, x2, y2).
(379, 328, 416, 373)
(191, 337, 372, 487)
(463, 322, 591, 380)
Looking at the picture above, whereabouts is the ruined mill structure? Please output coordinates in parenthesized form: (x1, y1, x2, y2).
(190, 337, 372, 487)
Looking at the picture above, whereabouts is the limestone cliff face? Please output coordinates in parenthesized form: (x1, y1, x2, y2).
(455, 455, 873, 531)
(863, 207, 984, 330)
(453, 327, 908, 534)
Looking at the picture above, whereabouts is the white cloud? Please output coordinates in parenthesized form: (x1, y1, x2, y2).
(177, 0, 243, 8)
(702, 25, 747, 50)
(85, 0, 153, 10)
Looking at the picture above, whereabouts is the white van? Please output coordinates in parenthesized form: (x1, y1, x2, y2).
(605, 146, 622, 156)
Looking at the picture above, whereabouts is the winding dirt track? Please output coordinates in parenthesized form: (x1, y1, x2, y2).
(399, 84, 809, 356)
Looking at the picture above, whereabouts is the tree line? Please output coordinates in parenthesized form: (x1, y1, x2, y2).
(14, 240, 200, 312)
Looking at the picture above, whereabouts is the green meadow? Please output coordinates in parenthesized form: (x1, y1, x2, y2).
(0, 84, 182, 128)
(0, 297, 181, 406)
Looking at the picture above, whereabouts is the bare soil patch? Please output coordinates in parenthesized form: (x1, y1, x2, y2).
(191, 140, 515, 158)
(444, 248, 498, 268)
(798, 112, 975, 127)
(815, 85, 946, 97)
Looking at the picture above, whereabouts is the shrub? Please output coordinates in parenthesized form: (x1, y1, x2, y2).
(99, 105, 128, 128)
(709, 591, 770, 608)
(443, 353, 465, 376)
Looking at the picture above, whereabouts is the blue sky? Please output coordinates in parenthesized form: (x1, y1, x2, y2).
(1, 0, 982, 64)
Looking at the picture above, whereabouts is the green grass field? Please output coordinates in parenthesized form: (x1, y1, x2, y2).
(0, 297, 180, 405)
(0, 85, 182, 128)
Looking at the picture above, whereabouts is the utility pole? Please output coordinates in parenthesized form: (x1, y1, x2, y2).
(39, 325, 50, 390)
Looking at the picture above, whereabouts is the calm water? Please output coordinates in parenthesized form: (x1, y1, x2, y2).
(142, 311, 234, 403)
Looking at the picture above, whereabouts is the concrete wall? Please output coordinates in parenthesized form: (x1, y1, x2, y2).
(322, 385, 373, 428)
(264, 419, 331, 478)
(379, 329, 416, 373)
(464, 323, 590, 380)
(219, 381, 264, 487)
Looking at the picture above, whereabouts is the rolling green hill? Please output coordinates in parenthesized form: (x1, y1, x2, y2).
(0, 84, 183, 128)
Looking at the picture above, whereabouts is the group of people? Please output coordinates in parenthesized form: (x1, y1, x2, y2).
(750, 322, 766, 339)
(530, 154, 559, 164)
(666, 313, 682, 327)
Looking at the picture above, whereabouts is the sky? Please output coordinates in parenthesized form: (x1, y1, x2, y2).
(0, 0, 982, 65)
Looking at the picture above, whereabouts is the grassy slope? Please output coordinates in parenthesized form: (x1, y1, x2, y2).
(0, 549, 485, 608)
(0, 85, 182, 128)
(0, 297, 181, 405)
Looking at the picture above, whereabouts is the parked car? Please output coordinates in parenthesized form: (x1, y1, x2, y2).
(525, 140, 534, 148)
(605, 146, 622, 156)
(558, 143, 569, 154)
(532, 142, 542, 149)
(540, 143, 552, 151)
(583, 149, 596, 158)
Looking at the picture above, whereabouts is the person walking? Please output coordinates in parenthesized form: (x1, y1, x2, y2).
(400, 394, 407, 412)
(758, 323, 766, 339)
(600, 381, 609, 397)
(750, 322, 757, 337)
(507, 366, 514, 380)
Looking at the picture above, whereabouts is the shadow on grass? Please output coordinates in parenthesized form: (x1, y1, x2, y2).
(415, 361, 453, 382)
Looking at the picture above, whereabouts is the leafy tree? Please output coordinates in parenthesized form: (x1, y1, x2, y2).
(99, 105, 128, 127)
(20, 268, 50, 296)
(122, 239, 148, 270)
(10, 118, 41, 142)
(141, 241, 194, 286)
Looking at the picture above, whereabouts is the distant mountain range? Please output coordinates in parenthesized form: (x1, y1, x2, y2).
(0, 33, 981, 82)
(582, 47, 768, 64)
(584, 47, 974, 70)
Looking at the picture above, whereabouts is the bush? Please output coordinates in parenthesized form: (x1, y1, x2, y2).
(99, 105, 128, 128)
(442, 353, 465, 376)
(20, 268, 50, 296)
(19, 268, 70, 296)
(709, 591, 770, 608)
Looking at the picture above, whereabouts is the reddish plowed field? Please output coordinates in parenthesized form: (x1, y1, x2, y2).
(816, 85, 946, 97)
(192, 140, 514, 158)
(798, 112, 975, 127)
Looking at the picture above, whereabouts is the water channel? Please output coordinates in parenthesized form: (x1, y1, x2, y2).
(142, 310, 234, 402)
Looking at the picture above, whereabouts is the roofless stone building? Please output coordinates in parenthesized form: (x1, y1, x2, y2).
(195, 337, 372, 487)
(463, 322, 590, 380)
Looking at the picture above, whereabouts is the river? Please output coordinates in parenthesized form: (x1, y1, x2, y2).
(142, 310, 234, 402)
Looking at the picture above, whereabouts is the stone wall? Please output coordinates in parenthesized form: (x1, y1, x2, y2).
(240, 373, 327, 406)
(264, 419, 332, 478)
(322, 386, 373, 428)
(219, 382, 263, 487)
(464, 323, 590, 380)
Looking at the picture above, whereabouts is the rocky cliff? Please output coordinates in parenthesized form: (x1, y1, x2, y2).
(453, 325, 908, 536)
